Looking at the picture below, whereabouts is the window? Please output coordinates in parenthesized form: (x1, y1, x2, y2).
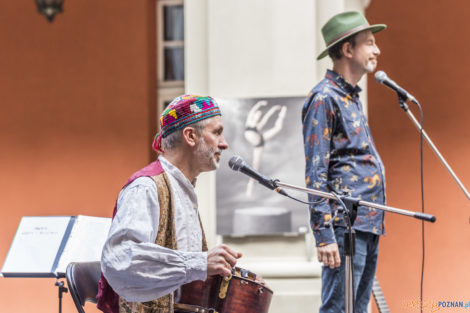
(157, 0, 185, 112)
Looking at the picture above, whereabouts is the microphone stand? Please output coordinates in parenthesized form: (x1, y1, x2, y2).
(272, 180, 436, 313)
(397, 96, 470, 200)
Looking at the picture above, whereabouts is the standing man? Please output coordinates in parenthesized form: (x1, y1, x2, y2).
(97, 95, 242, 313)
(302, 11, 387, 313)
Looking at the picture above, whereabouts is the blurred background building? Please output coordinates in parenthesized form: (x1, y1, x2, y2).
(0, 0, 468, 312)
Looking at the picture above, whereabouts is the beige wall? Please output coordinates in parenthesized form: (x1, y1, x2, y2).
(367, 2, 470, 312)
(185, 1, 369, 312)
(2, 1, 465, 313)
(0, 1, 156, 312)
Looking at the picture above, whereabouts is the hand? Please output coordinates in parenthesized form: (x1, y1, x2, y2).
(317, 243, 341, 269)
(244, 102, 287, 146)
(207, 244, 242, 277)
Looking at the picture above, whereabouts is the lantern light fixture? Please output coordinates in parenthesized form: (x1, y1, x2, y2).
(35, 0, 64, 22)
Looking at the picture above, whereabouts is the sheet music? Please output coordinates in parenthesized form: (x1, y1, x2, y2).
(1, 215, 111, 277)
(55, 215, 111, 274)
(1, 216, 73, 277)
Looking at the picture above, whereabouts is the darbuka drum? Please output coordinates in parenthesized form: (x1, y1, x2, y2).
(175, 267, 273, 313)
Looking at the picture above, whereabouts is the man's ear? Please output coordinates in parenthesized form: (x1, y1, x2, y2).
(341, 41, 354, 59)
(182, 126, 198, 147)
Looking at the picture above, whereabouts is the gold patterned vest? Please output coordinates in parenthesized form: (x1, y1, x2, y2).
(118, 172, 208, 313)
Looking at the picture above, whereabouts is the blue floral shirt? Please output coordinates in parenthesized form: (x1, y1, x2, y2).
(302, 70, 386, 247)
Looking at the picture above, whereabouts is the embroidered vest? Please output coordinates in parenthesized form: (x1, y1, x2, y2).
(97, 160, 208, 313)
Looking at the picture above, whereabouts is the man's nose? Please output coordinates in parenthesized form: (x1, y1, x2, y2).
(219, 136, 229, 150)
(374, 44, 381, 55)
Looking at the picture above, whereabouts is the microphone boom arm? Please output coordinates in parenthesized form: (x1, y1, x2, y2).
(273, 180, 436, 223)
(227, 155, 436, 222)
(399, 100, 470, 200)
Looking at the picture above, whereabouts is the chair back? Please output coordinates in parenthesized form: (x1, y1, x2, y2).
(66, 261, 102, 313)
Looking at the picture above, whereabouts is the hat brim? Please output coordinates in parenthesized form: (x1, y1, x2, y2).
(317, 24, 387, 60)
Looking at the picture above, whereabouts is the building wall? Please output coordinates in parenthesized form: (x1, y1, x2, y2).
(186, 1, 370, 312)
(0, 1, 156, 313)
(2, 1, 465, 313)
(366, 2, 470, 312)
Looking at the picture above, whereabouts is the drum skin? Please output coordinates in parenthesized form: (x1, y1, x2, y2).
(178, 268, 273, 313)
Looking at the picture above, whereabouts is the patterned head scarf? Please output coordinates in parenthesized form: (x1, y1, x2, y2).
(152, 94, 221, 152)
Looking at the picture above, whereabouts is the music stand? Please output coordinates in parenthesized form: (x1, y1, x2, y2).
(1, 215, 111, 313)
(55, 273, 68, 313)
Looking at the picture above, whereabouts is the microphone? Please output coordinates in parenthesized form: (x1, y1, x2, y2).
(229, 156, 276, 190)
(374, 70, 417, 103)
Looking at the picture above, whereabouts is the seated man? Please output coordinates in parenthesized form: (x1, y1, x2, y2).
(97, 95, 242, 313)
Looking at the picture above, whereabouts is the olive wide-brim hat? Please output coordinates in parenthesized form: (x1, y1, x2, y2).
(317, 11, 386, 60)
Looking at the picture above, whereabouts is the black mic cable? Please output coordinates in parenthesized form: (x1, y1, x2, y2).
(415, 100, 425, 313)
(272, 179, 324, 206)
(228, 156, 322, 206)
(375, 71, 426, 313)
(406, 96, 426, 313)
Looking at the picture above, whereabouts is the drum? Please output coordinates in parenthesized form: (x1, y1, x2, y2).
(175, 267, 273, 313)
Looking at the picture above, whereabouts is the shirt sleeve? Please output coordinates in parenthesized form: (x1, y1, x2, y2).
(302, 93, 336, 247)
(100, 177, 208, 302)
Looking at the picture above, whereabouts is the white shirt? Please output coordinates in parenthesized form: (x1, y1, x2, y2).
(101, 156, 207, 302)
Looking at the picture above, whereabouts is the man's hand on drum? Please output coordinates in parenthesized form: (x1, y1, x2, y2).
(207, 244, 242, 277)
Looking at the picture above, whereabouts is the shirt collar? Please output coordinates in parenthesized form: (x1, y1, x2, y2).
(158, 155, 197, 197)
(325, 69, 362, 98)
